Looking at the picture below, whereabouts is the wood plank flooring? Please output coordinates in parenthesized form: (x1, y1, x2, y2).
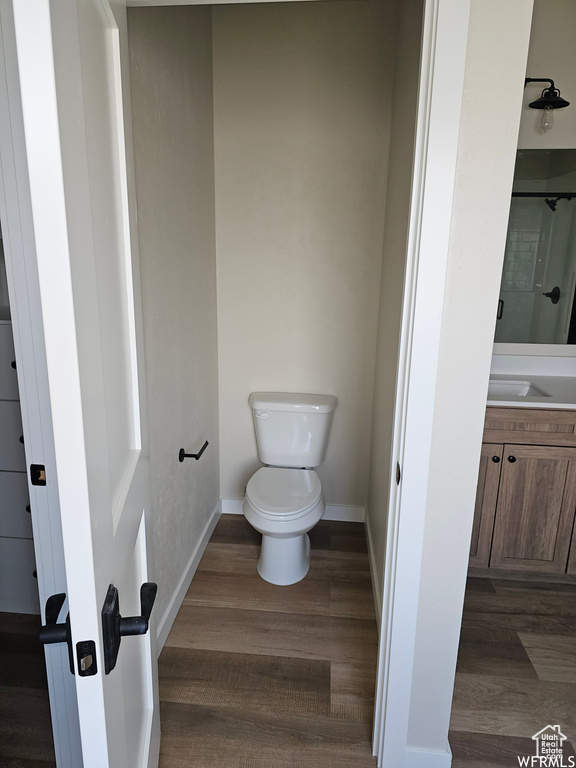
(158, 515, 379, 768)
(6, 518, 575, 767)
(0, 612, 56, 767)
(450, 576, 576, 767)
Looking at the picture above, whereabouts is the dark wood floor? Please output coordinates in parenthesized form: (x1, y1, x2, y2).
(450, 576, 576, 767)
(0, 611, 56, 767)
(5, 520, 576, 768)
(158, 514, 379, 768)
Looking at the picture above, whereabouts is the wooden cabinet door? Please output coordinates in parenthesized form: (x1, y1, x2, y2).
(469, 443, 503, 567)
(490, 444, 576, 573)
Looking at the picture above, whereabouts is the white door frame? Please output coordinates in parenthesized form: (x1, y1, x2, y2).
(373, 0, 535, 765)
(372, 0, 472, 764)
(0, 1, 83, 765)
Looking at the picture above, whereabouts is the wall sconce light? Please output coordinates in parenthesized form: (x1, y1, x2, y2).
(525, 78, 570, 133)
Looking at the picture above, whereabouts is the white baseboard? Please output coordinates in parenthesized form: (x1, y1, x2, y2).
(155, 500, 221, 651)
(365, 511, 383, 629)
(221, 498, 244, 516)
(405, 745, 452, 768)
(221, 497, 365, 523)
(324, 504, 365, 522)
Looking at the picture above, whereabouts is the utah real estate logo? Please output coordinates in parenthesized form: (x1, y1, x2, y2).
(518, 725, 574, 767)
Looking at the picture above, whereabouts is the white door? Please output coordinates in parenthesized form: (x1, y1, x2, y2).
(4, 1, 160, 766)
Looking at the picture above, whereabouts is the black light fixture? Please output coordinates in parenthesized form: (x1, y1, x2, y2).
(524, 78, 570, 133)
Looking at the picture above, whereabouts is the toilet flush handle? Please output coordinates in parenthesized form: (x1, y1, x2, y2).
(255, 411, 270, 420)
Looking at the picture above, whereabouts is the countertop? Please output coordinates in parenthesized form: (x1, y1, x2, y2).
(487, 373, 576, 409)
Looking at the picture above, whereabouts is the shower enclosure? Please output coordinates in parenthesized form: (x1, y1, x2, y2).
(495, 150, 576, 345)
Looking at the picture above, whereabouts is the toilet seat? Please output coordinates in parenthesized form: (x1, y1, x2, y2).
(245, 467, 322, 519)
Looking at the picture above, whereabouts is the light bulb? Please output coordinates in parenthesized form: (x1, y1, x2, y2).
(540, 106, 554, 132)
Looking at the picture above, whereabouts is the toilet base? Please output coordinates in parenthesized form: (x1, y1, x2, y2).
(257, 533, 311, 586)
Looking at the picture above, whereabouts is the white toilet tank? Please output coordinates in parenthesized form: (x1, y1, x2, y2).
(249, 392, 337, 468)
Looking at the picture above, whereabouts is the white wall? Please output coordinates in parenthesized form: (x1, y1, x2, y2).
(366, 0, 423, 605)
(212, 0, 398, 508)
(518, 0, 576, 149)
(406, 0, 534, 756)
(128, 7, 220, 629)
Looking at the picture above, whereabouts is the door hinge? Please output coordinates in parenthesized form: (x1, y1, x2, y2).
(396, 462, 401, 486)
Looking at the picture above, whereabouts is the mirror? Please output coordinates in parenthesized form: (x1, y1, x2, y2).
(494, 149, 576, 344)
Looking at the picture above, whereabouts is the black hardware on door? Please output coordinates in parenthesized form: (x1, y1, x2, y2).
(497, 299, 504, 320)
(101, 582, 158, 675)
(543, 286, 560, 304)
(396, 462, 401, 485)
(39, 593, 75, 674)
(30, 464, 46, 486)
(508, 455, 516, 463)
(492, 455, 501, 463)
(179, 440, 209, 463)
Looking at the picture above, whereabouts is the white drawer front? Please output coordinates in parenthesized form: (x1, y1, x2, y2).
(0, 324, 19, 400)
(0, 472, 31, 539)
(0, 401, 26, 470)
(0, 536, 39, 614)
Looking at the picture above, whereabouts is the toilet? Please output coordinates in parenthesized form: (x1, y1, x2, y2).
(243, 392, 337, 585)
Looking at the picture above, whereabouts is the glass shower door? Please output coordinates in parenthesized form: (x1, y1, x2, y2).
(495, 193, 576, 344)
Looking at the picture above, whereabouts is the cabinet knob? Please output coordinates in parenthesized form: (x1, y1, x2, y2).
(508, 455, 516, 463)
(492, 456, 501, 463)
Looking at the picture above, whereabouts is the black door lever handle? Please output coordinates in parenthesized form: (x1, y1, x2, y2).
(102, 582, 158, 674)
(119, 582, 158, 637)
(39, 593, 74, 674)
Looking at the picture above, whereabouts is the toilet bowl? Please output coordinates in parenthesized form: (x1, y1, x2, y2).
(243, 392, 337, 586)
(243, 467, 325, 585)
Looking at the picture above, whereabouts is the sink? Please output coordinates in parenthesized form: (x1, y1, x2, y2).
(488, 379, 550, 399)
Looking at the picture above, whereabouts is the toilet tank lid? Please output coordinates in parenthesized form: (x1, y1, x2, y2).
(249, 392, 338, 414)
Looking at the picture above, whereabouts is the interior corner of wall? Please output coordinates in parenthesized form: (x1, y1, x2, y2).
(365, 509, 383, 628)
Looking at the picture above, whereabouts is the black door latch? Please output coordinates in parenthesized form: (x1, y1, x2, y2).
(101, 582, 157, 675)
(39, 593, 98, 677)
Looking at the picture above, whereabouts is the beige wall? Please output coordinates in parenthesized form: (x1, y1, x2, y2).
(128, 7, 220, 627)
(366, 0, 423, 601)
(518, 0, 576, 149)
(213, 0, 398, 506)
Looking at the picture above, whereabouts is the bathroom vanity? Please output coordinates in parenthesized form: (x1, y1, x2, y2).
(471, 358, 576, 576)
(470, 406, 576, 575)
